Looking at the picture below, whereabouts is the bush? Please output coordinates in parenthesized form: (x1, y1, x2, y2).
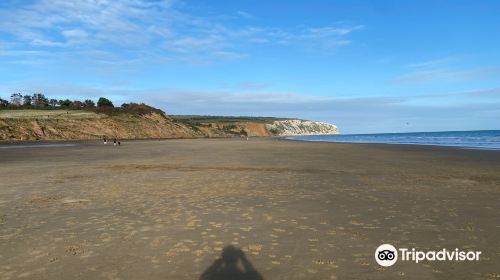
(71, 100, 84, 109)
(49, 99, 58, 107)
(120, 103, 164, 115)
(59, 99, 72, 107)
(84, 99, 95, 108)
(97, 97, 114, 108)
(0, 98, 9, 108)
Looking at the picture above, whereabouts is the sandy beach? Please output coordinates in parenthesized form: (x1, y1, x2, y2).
(0, 138, 499, 280)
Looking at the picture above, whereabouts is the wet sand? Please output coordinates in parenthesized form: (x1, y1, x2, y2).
(0, 138, 499, 279)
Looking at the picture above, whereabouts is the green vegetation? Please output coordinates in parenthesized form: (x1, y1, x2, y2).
(97, 97, 114, 108)
(0, 93, 165, 117)
(120, 103, 165, 116)
(171, 115, 292, 125)
(0, 109, 103, 119)
(0, 93, 294, 125)
(84, 99, 95, 108)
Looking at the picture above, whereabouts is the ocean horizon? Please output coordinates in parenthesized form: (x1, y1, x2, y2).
(288, 129, 500, 150)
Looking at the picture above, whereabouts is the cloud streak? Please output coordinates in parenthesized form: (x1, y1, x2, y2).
(394, 57, 500, 84)
(0, 0, 363, 65)
(394, 67, 500, 83)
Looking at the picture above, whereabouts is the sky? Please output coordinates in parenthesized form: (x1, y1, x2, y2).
(0, 0, 499, 133)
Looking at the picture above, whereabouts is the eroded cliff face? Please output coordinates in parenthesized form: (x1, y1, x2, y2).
(0, 112, 198, 141)
(266, 119, 339, 136)
(0, 110, 339, 140)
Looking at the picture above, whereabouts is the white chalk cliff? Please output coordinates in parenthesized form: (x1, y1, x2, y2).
(266, 119, 340, 136)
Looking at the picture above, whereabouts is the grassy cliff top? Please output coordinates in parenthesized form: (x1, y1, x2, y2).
(0, 109, 103, 119)
(0, 103, 166, 120)
(0, 110, 296, 124)
(170, 115, 294, 124)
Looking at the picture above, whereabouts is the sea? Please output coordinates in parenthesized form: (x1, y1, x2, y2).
(288, 130, 500, 150)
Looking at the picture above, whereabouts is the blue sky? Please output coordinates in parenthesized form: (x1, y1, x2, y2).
(0, 0, 499, 133)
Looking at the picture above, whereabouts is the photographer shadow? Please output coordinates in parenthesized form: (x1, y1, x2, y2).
(199, 245, 264, 280)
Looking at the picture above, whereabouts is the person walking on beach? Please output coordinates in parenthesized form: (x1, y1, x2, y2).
(103, 136, 107, 145)
(113, 138, 117, 146)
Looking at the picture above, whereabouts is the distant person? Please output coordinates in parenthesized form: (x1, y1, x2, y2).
(118, 141, 121, 146)
(113, 138, 117, 146)
(103, 136, 107, 145)
(199, 245, 263, 280)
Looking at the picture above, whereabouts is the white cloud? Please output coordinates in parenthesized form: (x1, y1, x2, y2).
(62, 29, 89, 39)
(408, 57, 455, 69)
(30, 39, 66, 47)
(394, 67, 500, 83)
(0, 0, 363, 64)
(236, 11, 255, 19)
(304, 26, 363, 38)
(394, 57, 500, 84)
(0, 49, 48, 57)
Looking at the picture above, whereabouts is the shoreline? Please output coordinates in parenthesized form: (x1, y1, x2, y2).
(0, 135, 240, 145)
(285, 131, 500, 151)
(285, 136, 500, 151)
(2, 135, 500, 153)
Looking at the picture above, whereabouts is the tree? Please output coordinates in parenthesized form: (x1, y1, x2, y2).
(10, 93, 22, 106)
(120, 102, 165, 115)
(32, 93, 48, 107)
(23, 95, 32, 106)
(49, 99, 58, 107)
(59, 99, 72, 107)
(0, 98, 9, 108)
(71, 100, 84, 109)
(97, 97, 114, 108)
(84, 99, 95, 108)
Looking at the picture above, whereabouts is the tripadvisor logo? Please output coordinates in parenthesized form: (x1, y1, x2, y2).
(375, 244, 481, 267)
(375, 244, 398, 267)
